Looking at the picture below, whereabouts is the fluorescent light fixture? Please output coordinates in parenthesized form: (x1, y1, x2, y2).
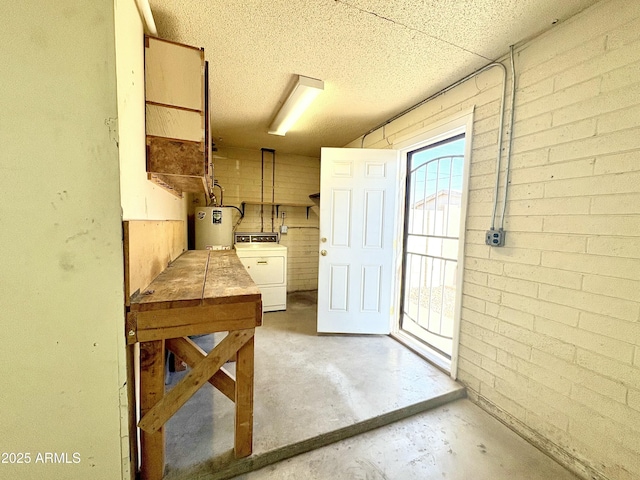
(268, 75, 324, 136)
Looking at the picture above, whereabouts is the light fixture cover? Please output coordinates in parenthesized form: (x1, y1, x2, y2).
(268, 75, 324, 136)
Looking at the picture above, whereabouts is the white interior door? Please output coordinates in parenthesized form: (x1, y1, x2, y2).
(317, 147, 398, 334)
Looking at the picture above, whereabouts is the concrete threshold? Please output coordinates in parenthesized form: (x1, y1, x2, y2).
(163, 291, 465, 480)
(168, 388, 465, 480)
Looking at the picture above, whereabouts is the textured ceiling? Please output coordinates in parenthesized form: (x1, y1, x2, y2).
(148, 0, 601, 157)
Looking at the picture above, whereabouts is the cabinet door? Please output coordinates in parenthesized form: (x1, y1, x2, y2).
(144, 36, 208, 195)
(145, 105, 203, 142)
(145, 37, 204, 111)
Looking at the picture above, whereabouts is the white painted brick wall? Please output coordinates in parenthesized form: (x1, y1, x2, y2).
(209, 147, 320, 292)
(354, 1, 640, 478)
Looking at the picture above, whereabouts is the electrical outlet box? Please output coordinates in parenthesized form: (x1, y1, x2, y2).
(280, 225, 288, 234)
(486, 228, 506, 247)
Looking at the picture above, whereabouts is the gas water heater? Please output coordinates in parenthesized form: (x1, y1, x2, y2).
(194, 206, 235, 250)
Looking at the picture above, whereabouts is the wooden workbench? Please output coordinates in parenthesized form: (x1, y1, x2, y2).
(126, 249, 262, 480)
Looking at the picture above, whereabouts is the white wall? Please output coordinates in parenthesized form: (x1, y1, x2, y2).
(0, 2, 128, 479)
(115, 0, 188, 222)
(348, 1, 640, 479)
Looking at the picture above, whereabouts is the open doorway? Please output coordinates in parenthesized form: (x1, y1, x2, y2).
(392, 111, 473, 377)
(400, 134, 465, 358)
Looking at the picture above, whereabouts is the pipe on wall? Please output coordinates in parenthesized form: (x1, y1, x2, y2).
(499, 46, 517, 230)
(359, 57, 515, 234)
(135, 0, 158, 35)
(260, 148, 276, 233)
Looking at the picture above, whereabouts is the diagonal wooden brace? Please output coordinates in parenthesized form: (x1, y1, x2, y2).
(139, 328, 254, 434)
(166, 336, 236, 401)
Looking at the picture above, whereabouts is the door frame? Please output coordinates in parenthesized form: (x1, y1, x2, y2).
(389, 108, 475, 379)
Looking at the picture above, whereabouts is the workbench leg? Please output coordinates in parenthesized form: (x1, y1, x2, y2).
(234, 332, 254, 458)
(140, 340, 165, 480)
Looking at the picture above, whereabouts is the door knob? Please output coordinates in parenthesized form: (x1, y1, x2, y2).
(320, 250, 327, 256)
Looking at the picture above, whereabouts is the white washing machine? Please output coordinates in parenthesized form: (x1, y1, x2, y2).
(234, 233, 287, 312)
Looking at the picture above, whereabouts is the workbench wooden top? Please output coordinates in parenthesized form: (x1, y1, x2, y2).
(130, 250, 261, 312)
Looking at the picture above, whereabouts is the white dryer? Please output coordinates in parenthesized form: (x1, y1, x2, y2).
(234, 233, 287, 312)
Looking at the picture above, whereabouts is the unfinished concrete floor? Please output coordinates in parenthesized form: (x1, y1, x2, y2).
(230, 398, 579, 480)
(163, 291, 576, 480)
(163, 291, 464, 479)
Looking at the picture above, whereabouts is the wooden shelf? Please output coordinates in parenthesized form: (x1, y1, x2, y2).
(241, 201, 315, 218)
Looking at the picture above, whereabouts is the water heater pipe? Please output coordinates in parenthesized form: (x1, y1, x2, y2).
(212, 182, 224, 207)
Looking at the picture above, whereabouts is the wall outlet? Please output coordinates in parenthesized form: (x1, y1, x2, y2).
(485, 228, 506, 247)
(280, 225, 288, 234)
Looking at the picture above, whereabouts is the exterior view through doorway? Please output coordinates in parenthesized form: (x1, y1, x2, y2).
(401, 135, 464, 358)
(393, 110, 473, 377)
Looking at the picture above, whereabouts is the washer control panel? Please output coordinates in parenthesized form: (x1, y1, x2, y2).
(234, 232, 279, 244)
